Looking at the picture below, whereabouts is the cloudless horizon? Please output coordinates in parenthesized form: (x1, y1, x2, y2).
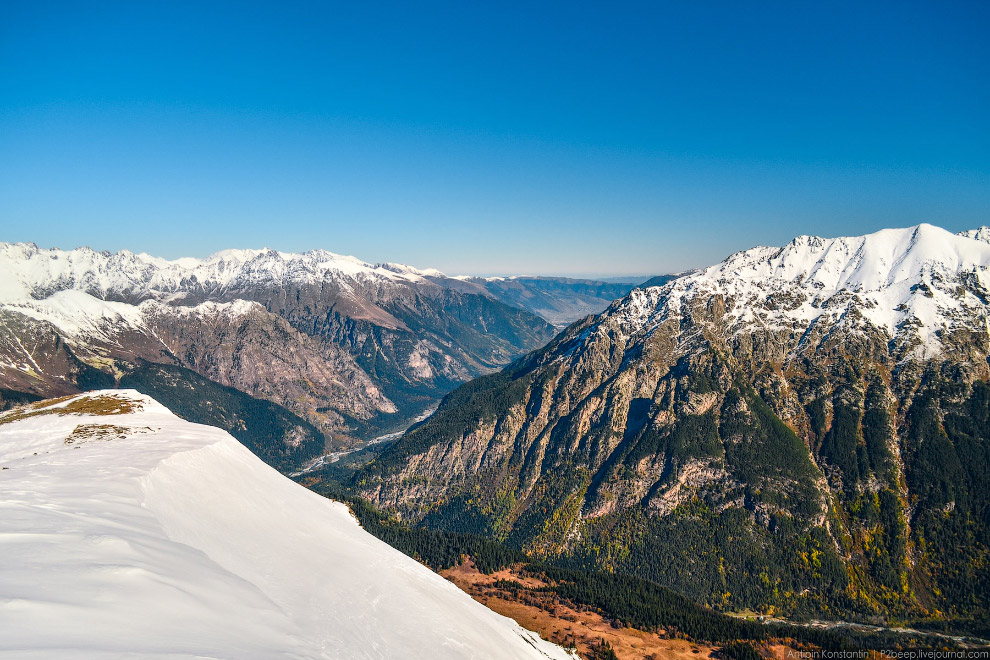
(2, 1, 988, 276)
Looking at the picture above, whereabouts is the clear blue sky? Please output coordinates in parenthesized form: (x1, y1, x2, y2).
(2, 1, 988, 276)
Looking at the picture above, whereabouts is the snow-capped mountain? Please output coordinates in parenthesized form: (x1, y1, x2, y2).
(0, 242, 556, 452)
(355, 223, 990, 624)
(0, 390, 571, 659)
(0, 243, 442, 304)
(959, 226, 990, 244)
(597, 223, 990, 360)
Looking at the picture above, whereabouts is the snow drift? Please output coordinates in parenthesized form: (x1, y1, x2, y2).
(0, 390, 570, 659)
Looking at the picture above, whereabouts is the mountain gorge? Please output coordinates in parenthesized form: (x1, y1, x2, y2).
(0, 244, 557, 461)
(354, 224, 990, 626)
(447, 276, 656, 327)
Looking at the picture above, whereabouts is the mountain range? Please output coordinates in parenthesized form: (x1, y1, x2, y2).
(0, 244, 574, 459)
(351, 223, 990, 625)
(0, 245, 669, 465)
(2, 223, 988, 644)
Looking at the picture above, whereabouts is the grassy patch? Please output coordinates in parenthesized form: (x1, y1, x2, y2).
(59, 395, 142, 416)
(64, 424, 131, 445)
(0, 394, 142, 426)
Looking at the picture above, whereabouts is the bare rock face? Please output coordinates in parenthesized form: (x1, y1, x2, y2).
(142, 301, 397, 441)
(0, 310, 113, 395)
(358, 225, 990, 622)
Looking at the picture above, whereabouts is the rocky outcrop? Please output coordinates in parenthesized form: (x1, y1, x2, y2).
(142, 301, 397, 440)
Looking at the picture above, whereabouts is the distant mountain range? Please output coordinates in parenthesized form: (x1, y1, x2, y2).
(0, 244, 553, 455)
(441, 275, 660, 327)
(353, 224, 990, 626)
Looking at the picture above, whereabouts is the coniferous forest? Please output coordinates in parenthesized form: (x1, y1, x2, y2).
(314, 481, 977, 653)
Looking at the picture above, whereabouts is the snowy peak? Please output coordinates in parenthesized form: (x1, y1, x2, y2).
(0, 242, 446, 304)
(712, 223, 990, 293)
(959, 226, 990, 245)
(599, 223, 990, 358)
(0, 390, 571, 659)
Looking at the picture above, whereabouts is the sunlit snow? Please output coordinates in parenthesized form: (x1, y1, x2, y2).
(0, 391, 571, 660)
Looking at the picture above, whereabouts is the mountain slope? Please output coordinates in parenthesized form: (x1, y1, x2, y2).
(0, 390, 571, 660)
(355, 224, 990, 625)
(0, 243, 556, 445)
(117, 361, 326, 471)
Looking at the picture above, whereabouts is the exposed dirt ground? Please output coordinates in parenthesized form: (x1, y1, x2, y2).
(442, 559, 739, 660)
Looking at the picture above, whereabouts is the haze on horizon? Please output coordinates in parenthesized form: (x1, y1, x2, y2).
(1, 1, 988, 277)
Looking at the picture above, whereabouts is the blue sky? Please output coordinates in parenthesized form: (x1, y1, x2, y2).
(1, 1, 988, 276)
